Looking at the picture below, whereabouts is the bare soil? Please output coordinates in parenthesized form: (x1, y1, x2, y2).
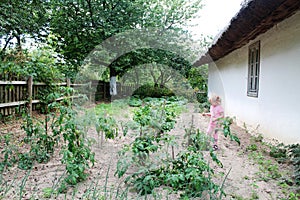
(0, 103, 297, 200)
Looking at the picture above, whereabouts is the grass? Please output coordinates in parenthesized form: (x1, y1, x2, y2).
(94, 98, 132, 117)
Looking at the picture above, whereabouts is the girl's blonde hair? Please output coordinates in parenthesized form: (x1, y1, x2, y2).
(209, 95, 221, 105)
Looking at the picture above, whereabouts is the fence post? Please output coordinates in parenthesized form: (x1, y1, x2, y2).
(66, 78, 71, 87)
(66, 78, 72, 103)
(89, 81, 92, 102)
(27, 76, 33, 116)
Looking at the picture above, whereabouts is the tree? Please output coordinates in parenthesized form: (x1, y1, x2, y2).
(0, 0, 48, 55)
(49, 0, 203, 76)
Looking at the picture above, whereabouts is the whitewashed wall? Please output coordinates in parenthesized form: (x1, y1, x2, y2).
(208, 11, 300, 144)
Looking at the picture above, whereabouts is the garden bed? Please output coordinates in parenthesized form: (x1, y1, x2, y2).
(0, 100, 299, 199)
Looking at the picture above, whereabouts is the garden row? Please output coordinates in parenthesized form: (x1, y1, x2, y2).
(0, 92, 299, 199)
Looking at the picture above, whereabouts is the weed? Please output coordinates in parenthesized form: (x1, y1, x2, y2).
(251, 190, 259, 199)
(0, 133, 18, 172)
(42, 187, 57, 198)
(246, 144, 258, 152)
(288, 143, 300, 185)
(269, 143, 288, 163)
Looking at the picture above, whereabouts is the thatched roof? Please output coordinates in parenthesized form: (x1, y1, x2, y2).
(194, 0, 300, 66)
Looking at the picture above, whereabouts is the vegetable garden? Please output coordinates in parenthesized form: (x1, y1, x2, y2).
(0, 1, 299, 198)
(0, 92, 299, 199)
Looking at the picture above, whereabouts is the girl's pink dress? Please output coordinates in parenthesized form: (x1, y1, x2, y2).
(207, 104, 224, 133)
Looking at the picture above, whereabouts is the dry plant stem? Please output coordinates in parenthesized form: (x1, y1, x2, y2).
(172, 146, 175, 160)
(101, 131, 104, 148)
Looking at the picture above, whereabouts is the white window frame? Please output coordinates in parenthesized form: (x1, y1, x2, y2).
(247, 41, 260, 97)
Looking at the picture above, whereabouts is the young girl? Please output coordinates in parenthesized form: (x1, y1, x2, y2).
(203, 95, 224, 150)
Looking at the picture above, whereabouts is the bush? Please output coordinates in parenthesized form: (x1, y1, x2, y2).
(132, 84, 175, 99)
(288, 144, 300, 185)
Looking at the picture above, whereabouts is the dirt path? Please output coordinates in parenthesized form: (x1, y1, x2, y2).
(0, 103, 296, 199)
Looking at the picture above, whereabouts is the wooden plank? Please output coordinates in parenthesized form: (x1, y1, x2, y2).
(0, 101, 27, 108)
(0, 100, 40, 108)
(0, 81, 27, 85)
(70, 83, 91, 87)
(33, 82, 67, 86)
(0, 85, 3, 103)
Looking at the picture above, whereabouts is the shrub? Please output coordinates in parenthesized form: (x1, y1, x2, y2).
(288, 144, 300, 185)
(132, 84, 175, 99)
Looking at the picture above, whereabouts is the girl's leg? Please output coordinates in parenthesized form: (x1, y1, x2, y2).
(213, 130, 218, 150)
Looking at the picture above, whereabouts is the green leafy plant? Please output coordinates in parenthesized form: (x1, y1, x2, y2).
(183, 115, 210, 151)
(247, 144, 258, 152)
(95, 115, 119, 148)
(128, 96, 143, 107)
(220, 117, 240, 145)
(115, 98, 227, 199)
(132, 136, 159, 164)
(288, 144, 300, 185)
(18, 86, 95, 192)
(42, 187, 57, 199)
(269, 143, 288, 163)
(17, 153, 34, 170)
(0, 133, 18, 172)
(59, 101, 95, 187)
(132, 84, 175, 99)
(124, 149, 223, 198)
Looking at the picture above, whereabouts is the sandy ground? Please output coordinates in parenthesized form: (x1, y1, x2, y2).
(0, 103, 297, 200)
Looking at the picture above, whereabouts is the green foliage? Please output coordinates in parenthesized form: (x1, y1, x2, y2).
(96, 115, 118, 140)
(115, 97, 226, 198)
(20, 87, 76, 165)
(0, 0, 48, 54)
(59, 105, 95, 187)
(288, 144, 300, 185)
(128, 96, 143, 107)
(132, 97, 181, 137)
(248, 151, 282, 181)
(3, 87, 96, 192)
(132, 136, 159, 163)
(42, 187, 57, 199)
(94, 99, 129, 117)
(247, 144, 258, 152)
(269, 143, 288, 163)
(49, 0, 203, 69)
(132, 84, 175, 99)
(183, 119, 210, 151)
(111, 49, 193, 79)
(124, 148, 222, 198)
(95, 115, 119, 147)
(220, 117, 240, 145)
(188, 65, 208, 103)
(17, 153, 34, 170)
(0, 133, 18, 172)
(0, 48, 66, 83)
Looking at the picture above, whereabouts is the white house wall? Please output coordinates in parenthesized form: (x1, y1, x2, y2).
(208, 11, 300, 144)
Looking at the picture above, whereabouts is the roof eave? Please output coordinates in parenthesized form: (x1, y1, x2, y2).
(194, 0, 300, 66)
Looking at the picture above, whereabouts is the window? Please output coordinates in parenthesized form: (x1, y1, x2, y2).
(247, 41, 260, 97)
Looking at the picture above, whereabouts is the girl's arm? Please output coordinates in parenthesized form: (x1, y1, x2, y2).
(202, 112, 211, 117)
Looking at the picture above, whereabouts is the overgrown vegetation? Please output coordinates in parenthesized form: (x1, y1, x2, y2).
(0, 87, 96, 194)
(244, 131, 300, 198)
(114, 97, 239, 199)
(132, 84, 175, 99)
(1, 94, 299, 199)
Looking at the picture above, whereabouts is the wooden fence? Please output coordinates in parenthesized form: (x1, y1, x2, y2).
(0, 78, 137, 117)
